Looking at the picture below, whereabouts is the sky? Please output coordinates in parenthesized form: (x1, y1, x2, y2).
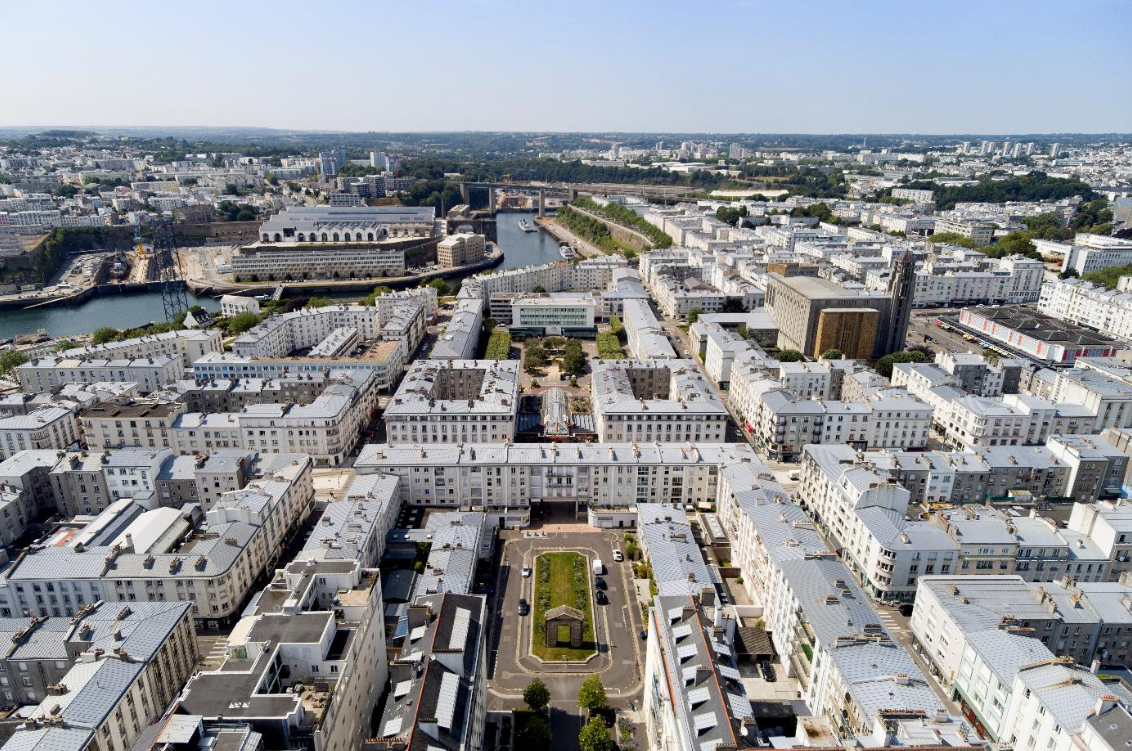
(4, 0, 1130, 134)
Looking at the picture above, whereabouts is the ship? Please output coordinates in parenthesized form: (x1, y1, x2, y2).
(559, 244, 576, 260)
(517, 219, 537, 233)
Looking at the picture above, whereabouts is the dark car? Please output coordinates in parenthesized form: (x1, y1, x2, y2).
(596, 590, 608, 605)
(594, 577, 607, 590)
(899, 603, 914, 617)
(759, 659, 776, 682)
(518, 599, 529, 616)
(639, 629, 648, 640)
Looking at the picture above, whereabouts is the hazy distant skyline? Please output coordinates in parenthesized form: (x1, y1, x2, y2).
(7, 0, 1130, 134)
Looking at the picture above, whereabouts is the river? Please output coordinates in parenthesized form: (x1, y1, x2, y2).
(0, 211, 561, 339)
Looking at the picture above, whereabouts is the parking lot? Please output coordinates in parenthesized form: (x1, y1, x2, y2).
(487, 524, 644, 709)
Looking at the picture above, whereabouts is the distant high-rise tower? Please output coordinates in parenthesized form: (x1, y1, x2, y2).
(1050, 143, 1061, 158)
(885, 249, 916, 355)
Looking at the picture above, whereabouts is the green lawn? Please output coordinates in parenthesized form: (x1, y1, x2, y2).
(531, 552, 597, 661)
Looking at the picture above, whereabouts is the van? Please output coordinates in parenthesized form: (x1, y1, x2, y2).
(592, 558, 603, 576)
(788, 469, 801, 482)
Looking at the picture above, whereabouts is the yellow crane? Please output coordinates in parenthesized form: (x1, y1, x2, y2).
(134, 220, 147, 260)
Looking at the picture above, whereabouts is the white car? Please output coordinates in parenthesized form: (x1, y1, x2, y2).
(613, 550, 623, 562)
(521, 566, 532, 577)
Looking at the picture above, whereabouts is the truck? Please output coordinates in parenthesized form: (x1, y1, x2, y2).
(592, 558, 603, 576)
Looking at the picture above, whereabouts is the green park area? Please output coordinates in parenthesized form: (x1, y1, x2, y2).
(531, 551, 597, 661)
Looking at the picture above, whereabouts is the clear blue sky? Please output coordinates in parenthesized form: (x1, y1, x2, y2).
(6, 0, 1130, 134)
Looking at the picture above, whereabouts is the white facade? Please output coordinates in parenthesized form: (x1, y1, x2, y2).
(385, 360, 519, 444)
(0, 407, 80, 460)
(18, 355, 182, 395)
(591, 359, 728, 443)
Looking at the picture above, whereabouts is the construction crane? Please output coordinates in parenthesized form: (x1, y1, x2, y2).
(133, 219, 147, 260)
(134, 218, 188, 323)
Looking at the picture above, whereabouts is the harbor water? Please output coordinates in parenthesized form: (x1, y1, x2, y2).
(0, 211, 560, 339)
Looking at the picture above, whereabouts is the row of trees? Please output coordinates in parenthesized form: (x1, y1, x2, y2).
(485, 329, 512, 360)
(571, 196, 672, 248)
(902, 172, 1094, 211)
(216, 200, 258, 222)
(555, 205, 621, 254)
(1081, 262, 1132, 289)
(517, 676, 617, 751)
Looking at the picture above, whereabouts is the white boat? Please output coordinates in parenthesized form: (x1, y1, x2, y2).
(559, 245, 576, 260)
(517, 219, 537, 232)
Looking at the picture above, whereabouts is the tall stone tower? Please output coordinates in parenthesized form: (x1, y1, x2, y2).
(885, 249, 916, 356)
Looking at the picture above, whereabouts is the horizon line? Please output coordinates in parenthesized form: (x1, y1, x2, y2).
(2, 125, 1131, 139)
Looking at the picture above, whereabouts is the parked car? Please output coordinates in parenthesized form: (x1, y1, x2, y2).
(596, 590, 608, 605)
(639, 629, 648, 640)
(612, 549, 624, 562)
(759, 659, 776, 682)
(522, 566, 532, 578)
(518, 599, 529, 616)
(594, 577, 607, 590)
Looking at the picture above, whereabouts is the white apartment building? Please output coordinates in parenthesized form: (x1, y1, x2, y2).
(437, 232, 486, 267)
(711, 485, 968, 745)
(220, 294, 260, 317)
(0, 456, 313, 629)
(430, 296, 482, 360)
(60, 329, 222, 368)
(777, 361, 831, 399)
(741, 385, 933, 461)
(590, 359, 728, 443)
(800, 444, 959, 600)
(173, 374, 376, 466)
(191, 342, 405, 393)
(231, 242, 406, 281)
(1068, 499, 1132, 580)
(1039, 278, 1132, 342)
(1000, 662, 1122, 751)
(910, 575, 1132, 709)
(936, 395, 1030, 449)
(0, 407, 80, 460)
(1060, 233, 1132, 275)
(233, 305, 383, 358)
(509, 293, 598, 333)
(356, 441, 768, 530)
(296, 474, 400, 567)
(373, 593, 486, 751)
(18, 355, 181, 394)
(643, 590, 758, 751)
(622, 298, 676, 359)
(933, 217, 995, 246)
(892, 188, 934, 203)
(385, 360, 518, 444)
(79, 400, 184, 450)
(178, 559, 388, 751)
(904, 257, 1044, 306)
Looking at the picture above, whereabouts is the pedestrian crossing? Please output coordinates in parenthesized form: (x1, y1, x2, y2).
(875, 609, 908, 634)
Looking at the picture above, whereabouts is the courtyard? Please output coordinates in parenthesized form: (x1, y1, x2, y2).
(487, 525, 645, 710)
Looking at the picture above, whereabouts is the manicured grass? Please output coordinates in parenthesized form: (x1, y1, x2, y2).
(531, 551, 597, 661)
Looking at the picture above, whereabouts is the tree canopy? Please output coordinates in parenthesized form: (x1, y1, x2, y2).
(0, 349, 30, 378)
(903, 172, 1094, 211)
(523, 679, 550, 713)
(577, 675, 608, 712)
(875, 350, 930, 378)
(561, 339, 586, 375)
(578, 717, 613, 751)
